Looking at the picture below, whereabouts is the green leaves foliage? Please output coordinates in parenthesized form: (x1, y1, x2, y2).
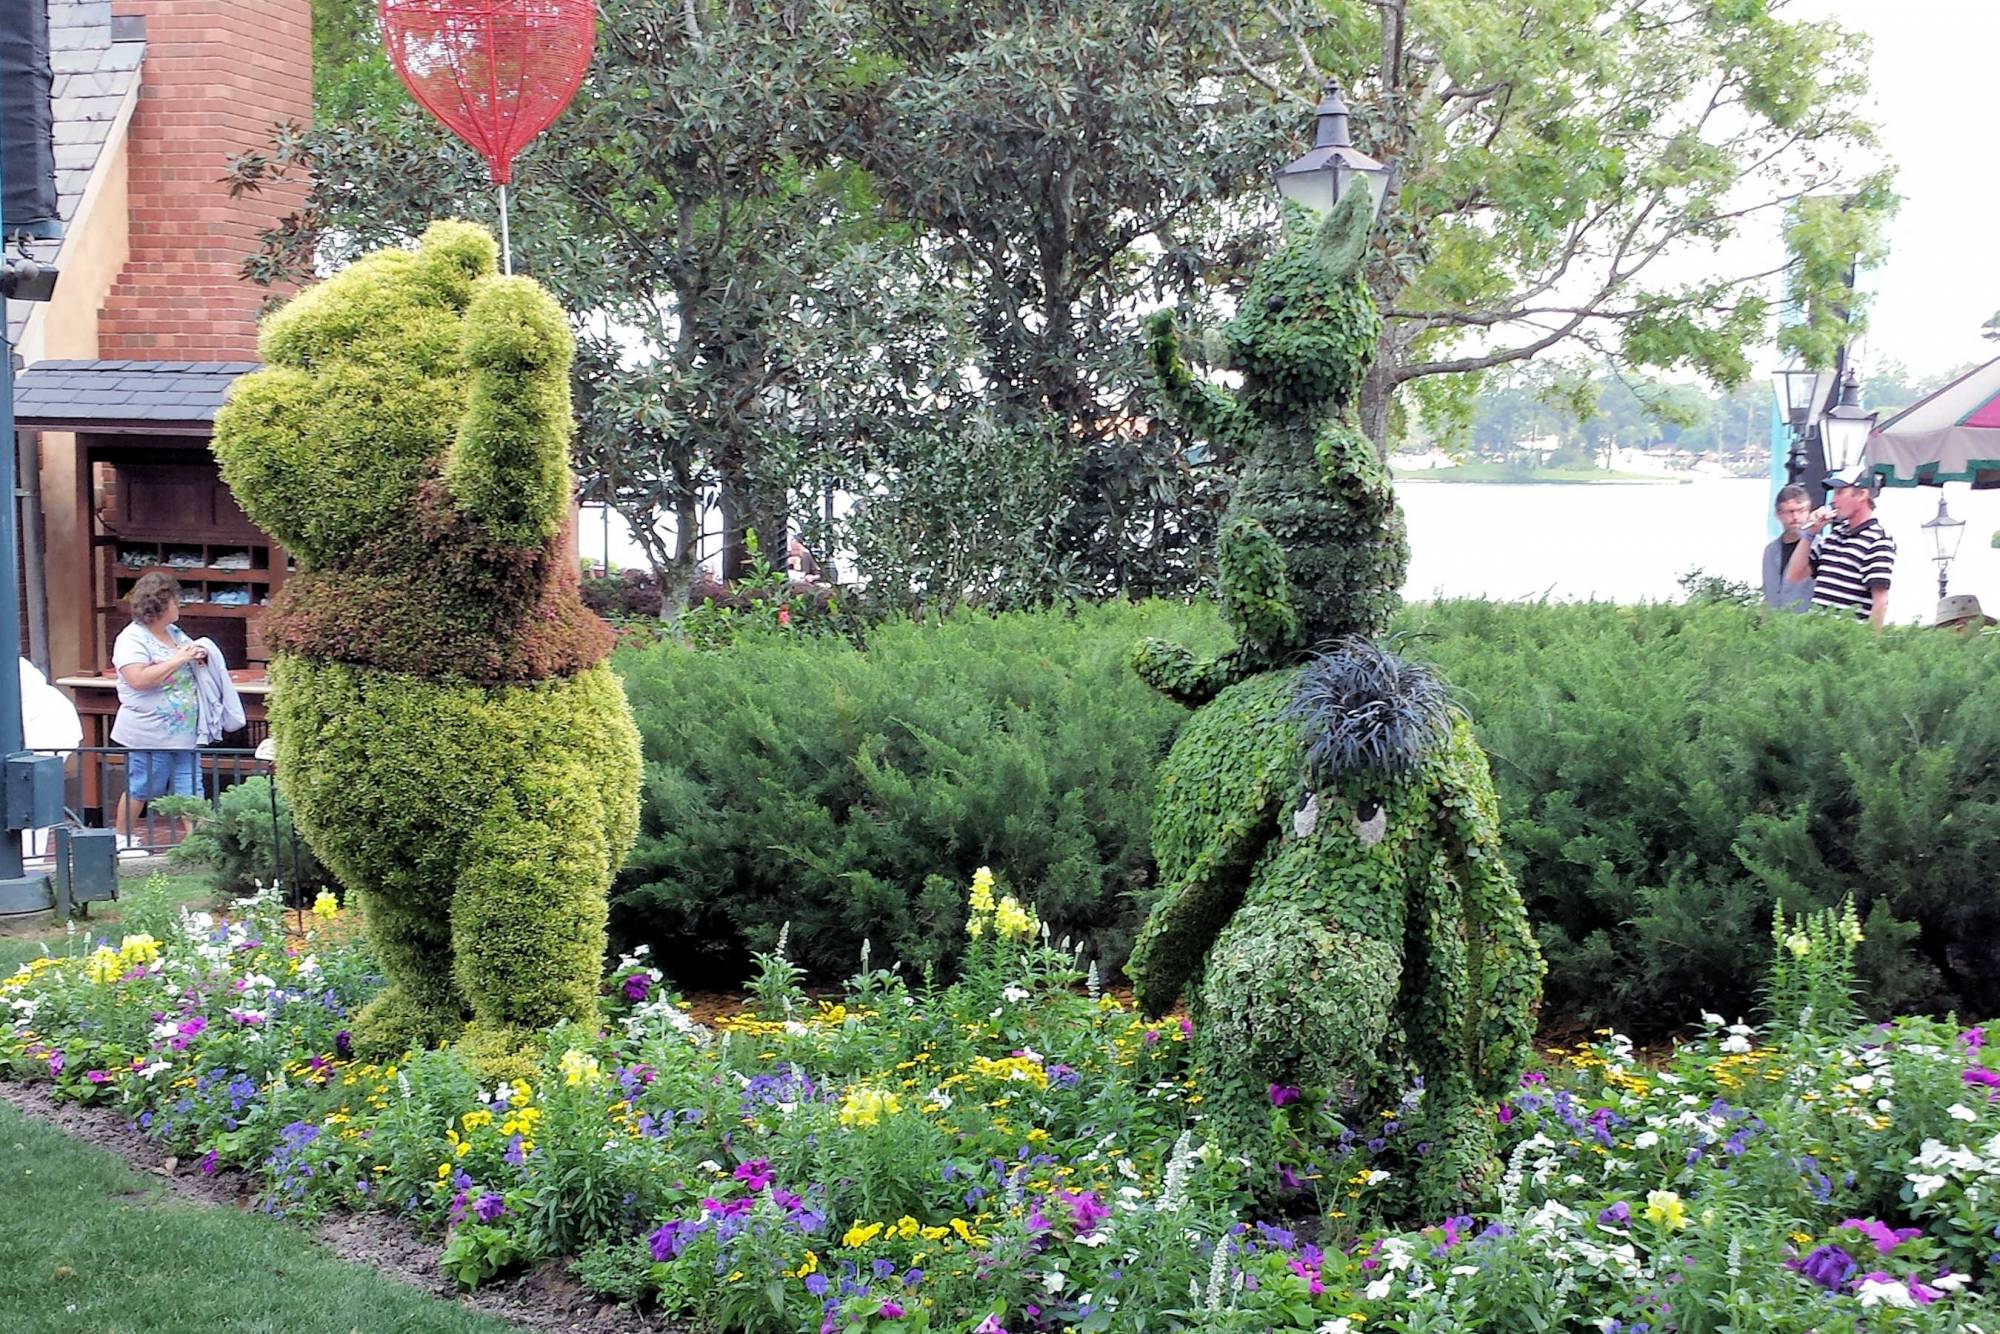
(609, 602, 1231, 986)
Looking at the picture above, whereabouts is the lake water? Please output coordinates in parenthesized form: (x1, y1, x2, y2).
(584, 476, 2000, 628)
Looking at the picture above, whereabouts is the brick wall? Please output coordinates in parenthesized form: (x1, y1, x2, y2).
(96, 0, 312, 359)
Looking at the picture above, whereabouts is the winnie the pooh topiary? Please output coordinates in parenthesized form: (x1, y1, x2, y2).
(1128, 191, 1543, 1215)
(212, 221, 641, 1073)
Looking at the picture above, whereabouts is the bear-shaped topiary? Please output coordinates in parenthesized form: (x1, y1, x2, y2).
(212, 221, 642, 1074)
(1133, 188, 1408, 705)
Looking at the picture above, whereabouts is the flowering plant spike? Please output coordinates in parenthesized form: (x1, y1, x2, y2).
(1127, 189, 1543, 1214)
(212, 221, 641, 1076)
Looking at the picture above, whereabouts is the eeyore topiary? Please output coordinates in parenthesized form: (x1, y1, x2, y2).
(212, 221, 641, 1075)
(1128, 189, 1543, 1214)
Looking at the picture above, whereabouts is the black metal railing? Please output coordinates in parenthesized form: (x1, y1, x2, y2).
(34, 746, 264, 857)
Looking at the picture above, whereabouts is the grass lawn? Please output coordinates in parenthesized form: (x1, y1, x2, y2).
(0, 1100, 516, 1334)
(0, 870, 218, 976)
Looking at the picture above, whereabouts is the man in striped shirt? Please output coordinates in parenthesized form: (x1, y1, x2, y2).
(1783, 468, 1895, 627)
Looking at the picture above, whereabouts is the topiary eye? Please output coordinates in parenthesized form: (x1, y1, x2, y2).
(1356, 798, 1382, 823)
(1265, 295, 1287, 314)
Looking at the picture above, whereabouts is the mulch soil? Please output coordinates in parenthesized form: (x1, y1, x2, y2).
(0, 1081, 688, 1333)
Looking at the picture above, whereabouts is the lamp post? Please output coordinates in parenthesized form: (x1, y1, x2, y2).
(1770, 359, 1836, 484)
(0, 114, 68, 905)
(1274, 80, 1397, 222)
(1820, 369, 1877, 478)
(1922, 492, 1967, 599)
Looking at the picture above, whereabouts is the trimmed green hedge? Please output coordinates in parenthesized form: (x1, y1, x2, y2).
(611, 602, 1228, 986)
(613, 599, 2000, 1035)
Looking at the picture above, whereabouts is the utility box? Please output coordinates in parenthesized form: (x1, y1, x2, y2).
(5, 752, 64, 830)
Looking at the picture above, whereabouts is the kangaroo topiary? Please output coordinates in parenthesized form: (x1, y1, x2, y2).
(1128, 191, 1543, 1215)
(212, 221, 642, 1075)
(1133, 187, 1408, 707)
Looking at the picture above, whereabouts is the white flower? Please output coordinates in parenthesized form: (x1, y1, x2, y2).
(1363, 1276, 1393, 1301)
(1934, 1272, 1971, 1292)
(1076, 1231, 1110, 1247)
(1700, 1011, 1724, 1028)
(1001, 985, 1031, 1003)
(1949, 1103, 1979, 1123)
(1318, 1321, 1354, 1334)
(1909, 1173, 1949, 1199)
(1856, 1276, 1916, 1308)
(1719, 1033, 1751, 1055)
(1633, 1131, 1660, 1150)
(1044, 1269, 1066, 1294)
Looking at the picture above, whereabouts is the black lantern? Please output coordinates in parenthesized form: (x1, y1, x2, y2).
(1274, 80, 1396, 221)
(1820, 369, 1876, 475)
(1923, 492, 1967, 598)
(1770, 359, 1835, 431)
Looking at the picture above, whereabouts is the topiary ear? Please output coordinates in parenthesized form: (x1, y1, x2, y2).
(414, 220, 498, 305)
(1313, 187, 1374, 282)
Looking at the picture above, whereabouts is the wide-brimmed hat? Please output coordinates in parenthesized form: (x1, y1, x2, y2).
(1934, 593, 1997, 628)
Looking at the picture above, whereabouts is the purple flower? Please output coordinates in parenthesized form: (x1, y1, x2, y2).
(473, 1192, 506, 1224)
(1598, 1201, 1631, 1228)
(1963, 1026, 1986, 1052)
(198, 1149, 218, 1177)
(1839, 1218, 1922, 1256)
(85, 1070, 110, 1085)
(334, 1030, 352, 1059)
(974, 1319, 1009, 1334)
(734, 1158, 774, 1191)
(622, 972, 653, 1002)
(879, 1302, 905, 1318)
(1268, 1084, 1302, 1107)
(648, 1218, 704, 1261)
(1058, 1189, 1109, 1232)
(1796, 1244, 1857, 1292)
(47, 1051, 63, 1076)
(503, 1134, 526, 1166)
(178, 1016, 207, 1038)
(804, 1272, 829, 1296)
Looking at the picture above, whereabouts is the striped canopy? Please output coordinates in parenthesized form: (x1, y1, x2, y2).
(1868, 358, 2000, 489)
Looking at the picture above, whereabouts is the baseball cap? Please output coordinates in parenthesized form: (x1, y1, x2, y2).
(1822, 466, 1877, 492)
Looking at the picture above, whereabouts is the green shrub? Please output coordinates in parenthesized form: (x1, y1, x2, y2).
(166, 776, 333, 900)
(1400, 598, 1994, 1035)
(615, 596, 2000, 1036)
(610, 600, 1229, 986)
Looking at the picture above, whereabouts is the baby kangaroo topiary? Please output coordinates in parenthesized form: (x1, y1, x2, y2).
(212, 221, 641, 1077)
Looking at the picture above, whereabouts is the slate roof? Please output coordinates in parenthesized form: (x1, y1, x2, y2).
(12, 360, 257, 433)
(6, 3, 146, 343)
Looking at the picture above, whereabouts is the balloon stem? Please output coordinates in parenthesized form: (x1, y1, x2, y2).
(499, 184, 512, 275)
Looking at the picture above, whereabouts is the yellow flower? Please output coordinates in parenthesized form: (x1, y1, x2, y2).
(558, 1048, 602, 1087)
(311, 890, 339, 919)
(84, 947, 123, 984)
(893, 1215, 920, 1239)
(838, 1086, 902, 1128)
(949, 1218, 983, 1244)
(993, 895, 1036, 940)
(461, 1110, 493, 1131)
(969, 866, 996, 913)
(1644, 1189, 1688, 1231)
(794, 1250, 819, 1278)
(1785, 933, 1812, 959)
(118, 933, 161, 965)
(843, 1221, 884, 1248)
(966, 915, 985, 940)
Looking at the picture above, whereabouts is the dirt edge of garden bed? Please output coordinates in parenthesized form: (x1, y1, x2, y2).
(0, 1081, 688, 1334)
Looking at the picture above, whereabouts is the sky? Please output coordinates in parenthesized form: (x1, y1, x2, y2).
(1797, 0, 2000, 380)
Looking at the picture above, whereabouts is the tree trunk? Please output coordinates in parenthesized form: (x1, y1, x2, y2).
(1357, 350, 1398, 456)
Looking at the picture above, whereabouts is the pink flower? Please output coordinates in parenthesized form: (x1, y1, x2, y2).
(879, 1301, 904, 1318)
(84, 1070, 110, 1085)
(1268, 1084, 1302, 1107)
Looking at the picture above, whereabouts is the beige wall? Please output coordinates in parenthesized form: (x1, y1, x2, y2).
(18, 127, 134, 367)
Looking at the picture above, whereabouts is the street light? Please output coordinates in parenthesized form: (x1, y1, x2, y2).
(1820, 369, 1877, 476)
(1770, 360, 1835, 432)
(1274, 80, 1397, 223)
(1922, 492, 1967, 598)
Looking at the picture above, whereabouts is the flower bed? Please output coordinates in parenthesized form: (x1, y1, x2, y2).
(5, 883, 2000, 1332)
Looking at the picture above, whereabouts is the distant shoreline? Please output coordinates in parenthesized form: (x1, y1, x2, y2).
(1392, 464, 1699, 485)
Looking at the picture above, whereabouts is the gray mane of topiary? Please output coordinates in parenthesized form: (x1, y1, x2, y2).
(1290, 639, 1455, 783)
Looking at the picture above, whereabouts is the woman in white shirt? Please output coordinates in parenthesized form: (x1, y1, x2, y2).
(110, 573, 206, 842)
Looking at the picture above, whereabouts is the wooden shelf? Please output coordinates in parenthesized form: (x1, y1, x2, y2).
(111, 564, 270, 583)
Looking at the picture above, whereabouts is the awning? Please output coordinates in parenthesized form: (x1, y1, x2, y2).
(11, 360, 256, 435)
(1867, 357, 2000, 489)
